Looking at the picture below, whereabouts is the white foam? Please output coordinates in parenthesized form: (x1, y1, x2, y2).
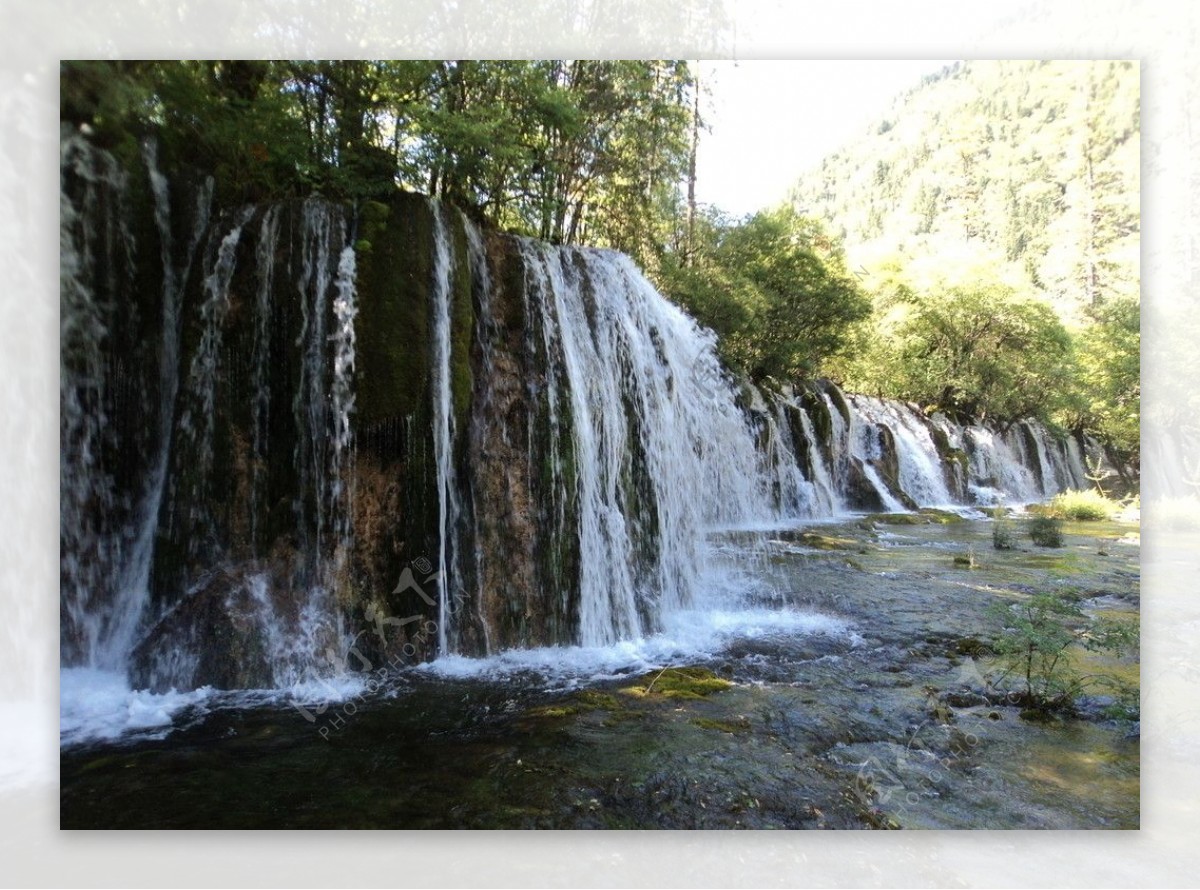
(60, 667, 214, 747)
(418, 605, 854, 687)
(59, 667, 378, 748)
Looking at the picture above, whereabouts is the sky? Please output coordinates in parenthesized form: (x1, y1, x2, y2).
(694, 60, 957, 218)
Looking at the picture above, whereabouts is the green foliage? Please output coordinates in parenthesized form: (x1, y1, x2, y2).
(789, 60, 1138, 454)
(61, 59, 699, 262)
(992, 510, 1017, 550)
(1046, 489, 1118, 521)
(837, 282, 1076, 424)
(658, 206, 870, 380)
(789, 60, 1139, 324)
(1027, 515, 1064, 547)
(988, 590, 1136, 711)
(1074, 296, 1140, 456)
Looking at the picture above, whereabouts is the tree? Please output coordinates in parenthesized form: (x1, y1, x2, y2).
(879, 284, 1076, 423)
(987, 589, 1137, 713)
(61, 59, 699, 259)
(658, 206, 870, 381)
(1074, 295, 1140, 457)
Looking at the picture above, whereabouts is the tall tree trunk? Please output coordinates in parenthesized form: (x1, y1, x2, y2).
(686, 68, 701, 267)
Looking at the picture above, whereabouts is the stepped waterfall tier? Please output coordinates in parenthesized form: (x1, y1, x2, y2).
(60, 135, 1130, 695)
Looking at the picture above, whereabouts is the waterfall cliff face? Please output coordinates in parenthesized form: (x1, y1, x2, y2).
(59, 135, 1131, 692)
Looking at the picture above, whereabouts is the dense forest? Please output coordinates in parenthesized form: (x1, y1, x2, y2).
(786, 60, 1140, 457)
(61, 59, 1140, 460)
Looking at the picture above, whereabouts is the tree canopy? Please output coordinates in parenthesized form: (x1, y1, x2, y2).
(61, 59, 698, 268)
(658, 206, 870, 382)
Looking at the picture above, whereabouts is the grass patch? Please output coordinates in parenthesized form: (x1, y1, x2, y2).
(622, 667, 733, 700)
(1044, 489, 1118, 521)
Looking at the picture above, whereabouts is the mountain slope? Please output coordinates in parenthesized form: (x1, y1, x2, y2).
(788, 60, 1139, 325)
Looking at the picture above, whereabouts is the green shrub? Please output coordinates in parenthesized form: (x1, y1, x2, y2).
(992, 511, 1016, 550)
(1028, 515, 1064, 547)
(1047, 489, 1117, 521)
(987, 590, 1138, 712)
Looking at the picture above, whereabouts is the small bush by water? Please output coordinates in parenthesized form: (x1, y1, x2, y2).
(992, 508, 1017, 550)
(988, 589, 1138, 714)
(1028, 515, 1064, 547)
(1045, 489, 1118, 521)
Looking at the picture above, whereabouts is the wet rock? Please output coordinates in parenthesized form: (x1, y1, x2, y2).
(131, 567, 277, 692)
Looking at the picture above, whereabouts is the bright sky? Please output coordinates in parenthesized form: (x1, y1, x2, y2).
(694, 60, 957, 218)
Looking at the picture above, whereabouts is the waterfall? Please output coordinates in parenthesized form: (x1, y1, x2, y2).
(60, 133, 128, 667)
(795, 401, 842, 515)
(330, 240, 358, 573)
(429, 202, 466, 654)
(850, 396, 953, 506)
(176, 206, 254, 562)
(462, 216, 495, 655)
(250, 206, 281, 547)
(520, 243, 763, 646)
(61, 140, 1129, 695)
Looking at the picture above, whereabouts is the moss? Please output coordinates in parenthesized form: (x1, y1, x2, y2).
(822, 380, 853, 429)
(800, 532, 861, 550)
(918, 508, 965, 524)
(863, 512, 924, 526)
(622, 667, 733, 700)
(526, 689, 622, 721)
(527, 705, 580, 719)
(353, 192, 435, 426)
(692, 716, 752, 733)
(574, 690, 621, 710)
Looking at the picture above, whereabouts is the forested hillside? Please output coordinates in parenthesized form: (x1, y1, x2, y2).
(781, 60, 1139, 456)
(789, 60, 1139, 325)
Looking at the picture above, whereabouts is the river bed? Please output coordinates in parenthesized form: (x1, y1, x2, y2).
(60, 513, 1139, 829)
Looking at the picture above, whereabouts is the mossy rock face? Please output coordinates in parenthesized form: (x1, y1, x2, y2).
(353, 191, 435, 427)
(792, 531, 862, 550)
(622, 666, 733, 700)
(130, 567, 275, 692)
(863, 512, 924, 526)
(918, 508, 966, 524)
(525, 689, 624, 721)
(820, 379, 852, 429)
(798, 382, 835, 461)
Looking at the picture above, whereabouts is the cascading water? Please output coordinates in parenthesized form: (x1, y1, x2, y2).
(122, 143, 213, 667)
(519, 242, 764, 647)
(176, 206, 255, 562)
(249, 205, 281, 548)
(61, 133, 1122, 722)
(850, 396, 954, 506)
(60, 133, 128, 667)
(429, 202, 466, 655)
